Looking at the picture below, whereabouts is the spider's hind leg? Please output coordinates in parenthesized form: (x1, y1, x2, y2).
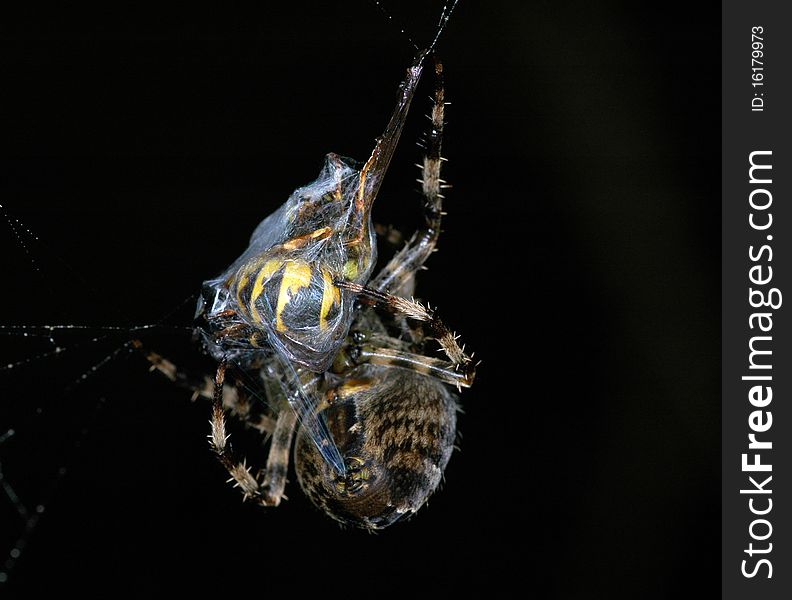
(134, 340, 275, 434)
(134, 339, 296, 506)
(208, 360, 298, 506)
(372, 57, 448, 296)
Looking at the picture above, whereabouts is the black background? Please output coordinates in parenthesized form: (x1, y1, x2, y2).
(0, 1, 719, 597)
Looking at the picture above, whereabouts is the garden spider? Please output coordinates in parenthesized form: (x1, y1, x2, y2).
(139, 44, 477, 528)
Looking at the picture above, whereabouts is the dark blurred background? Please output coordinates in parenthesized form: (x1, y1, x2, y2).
(0, 1, 719, 596)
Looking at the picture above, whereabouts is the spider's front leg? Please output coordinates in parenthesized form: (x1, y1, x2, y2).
(335, 281, 476, 385)
(334, 332, 473, 389)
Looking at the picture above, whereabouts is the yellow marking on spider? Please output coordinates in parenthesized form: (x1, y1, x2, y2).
(319, 269, 341, 331)
(336, 379, 373, 399)
(275, 260, 313, 332)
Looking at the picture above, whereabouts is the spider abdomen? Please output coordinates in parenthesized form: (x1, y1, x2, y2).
(295, 365, 458, 530)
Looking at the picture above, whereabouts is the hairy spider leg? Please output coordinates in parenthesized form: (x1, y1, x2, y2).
(134, 339, 276, 434)
(338, 340, 473, 388)
(136, 339, 300, 505)
(207, 359, 269, 502)
(335, 281, 475, 387)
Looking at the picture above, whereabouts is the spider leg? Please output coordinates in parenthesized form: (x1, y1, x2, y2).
(343, 341, 472, 388)
(133, 340, 275, 434)
(208, 359, 300, 507)
(257, 408, 297, 506)
(372, 57, 447, 297)
(134, 340, 300, 506)
(208, 359, 258, 497)
(336, 281, 475, 383)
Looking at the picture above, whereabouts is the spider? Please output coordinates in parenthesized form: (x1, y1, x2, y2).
(137, 37, 477, 528)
